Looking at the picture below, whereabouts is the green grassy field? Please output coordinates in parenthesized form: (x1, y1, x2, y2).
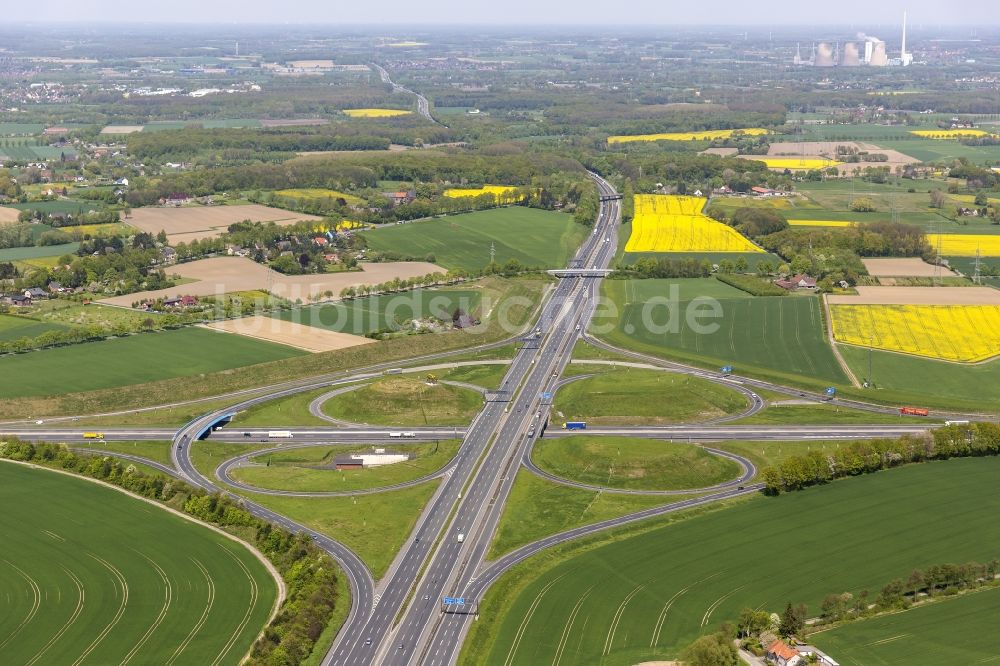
(436, 362, 510, 389)
(488, 468, 694, 559)
(811, 587, 1000, 665)
(597, 280, 848, 387)
(234, 386, 338, 427)
(0, 462, 277, 666)
(0, 122, 45, 135)
(359, 207, 588, 272)
(8, 198, 105, 214)
(533, 436, 742, 491)
(732, 401, 923, 425)
(271, 288, 483, 336)
(246, 481, 440, 580)
(0, 313, 69, 341)
(0, 242, 80, 261)
(230, 440, 460, 492)
(0, 328, 304, 398)
(321, 376, 482, 426)
(72, 439, 175, 466)
(465, 457, 1000, 666)
(554, 367, 747, 425)
(838, 345, 1000, 411)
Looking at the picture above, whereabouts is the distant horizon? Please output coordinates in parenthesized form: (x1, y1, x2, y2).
(3, 1, 999, 28)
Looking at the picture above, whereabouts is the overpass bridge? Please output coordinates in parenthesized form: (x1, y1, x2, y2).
(547, 268, 614, 278)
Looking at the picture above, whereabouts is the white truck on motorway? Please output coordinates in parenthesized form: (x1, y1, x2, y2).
(457, 533, 465, 543)
(268, 430, 293, 438)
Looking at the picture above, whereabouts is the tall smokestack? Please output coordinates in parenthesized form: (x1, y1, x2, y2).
(900, 10, 913, 65)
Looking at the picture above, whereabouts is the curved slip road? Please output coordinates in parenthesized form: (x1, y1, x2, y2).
(215, 441, 458, 498)
(520, 441, 756, 496)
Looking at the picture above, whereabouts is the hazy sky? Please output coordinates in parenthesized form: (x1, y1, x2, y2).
(8, 1, 998, 26)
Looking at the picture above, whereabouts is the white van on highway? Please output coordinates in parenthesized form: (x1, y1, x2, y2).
(457, 533, 465, 543)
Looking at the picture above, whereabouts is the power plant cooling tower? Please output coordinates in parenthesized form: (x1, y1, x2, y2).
(842, 42, 861, 66)
(815, 42, 836, 67)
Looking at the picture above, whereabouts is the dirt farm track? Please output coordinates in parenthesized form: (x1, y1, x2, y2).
(98, 256, 445, 306)
(827, 286, 1000, 305)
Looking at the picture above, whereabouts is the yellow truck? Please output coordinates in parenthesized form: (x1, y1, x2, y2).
(82, 432, 104, 440)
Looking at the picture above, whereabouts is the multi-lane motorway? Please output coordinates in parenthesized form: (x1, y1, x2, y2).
(0, 170, 960, 666)
(371, 63, 439, 125)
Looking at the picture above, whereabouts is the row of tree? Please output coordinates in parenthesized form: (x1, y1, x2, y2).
(0, 438, 342, 666)
(761, 424, 1000, 494)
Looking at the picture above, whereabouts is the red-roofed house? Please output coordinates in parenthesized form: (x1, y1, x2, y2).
(313, 236, 329, 247)
(387, 190, 416, 206)
(774, 274, 817, 291)
(751, 186, 779, 197)
(766, 640, 802, 666)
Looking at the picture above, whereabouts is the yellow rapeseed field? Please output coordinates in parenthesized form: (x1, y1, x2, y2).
(342, 108, 412, 118)
(926, 234, 1000, 257)
(754, 157, 842, 170)
(274, 188, 365, 205)
(830, 304, 1000, 363)
(443, 185, 522, 200)
(787, 219, 855, 228)
(910, 129, 990, 139)
(625, 194, 763, 253)
(335, 220, 367, 232)
(607, 128, 770, 145)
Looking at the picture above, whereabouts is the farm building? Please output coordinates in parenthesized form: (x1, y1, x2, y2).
(774, 274, 817, 291)
(334, 449, 410, 470)
(766, 639, 802, 666)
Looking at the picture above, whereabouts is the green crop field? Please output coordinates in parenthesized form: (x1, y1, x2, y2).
(8, 199, 105, 214)
(533, 436, 742, 491)
(0, 242, 80, 261)
(0, 328, 304, 398)
(0, 462, 277, 666)
(838, 345, 1000, 411)
(597, 280, 848, 386)
(0, 314, 69, 342)
(465, 457, 1000, 666)
(776, 124, 1000, 163)
(554, 367, 747, 425)
(811, 587, 1000, 665)
(272, 288, 483, 336)
(230, 440, 461, 492)
(358, 207, 588, 272)
(321, 376, 482, 426)
(0, 122, 45, 135)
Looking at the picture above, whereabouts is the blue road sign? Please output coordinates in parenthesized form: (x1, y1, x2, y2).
(826, 387, 837, 396)
(443, 597, 466, 605)
(721, 365, 733, 373)
(541, 392, 552, 400)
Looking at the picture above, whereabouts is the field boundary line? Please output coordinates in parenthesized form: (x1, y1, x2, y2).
(0, 460, 286, 651)
(822, 295, 861, 387)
